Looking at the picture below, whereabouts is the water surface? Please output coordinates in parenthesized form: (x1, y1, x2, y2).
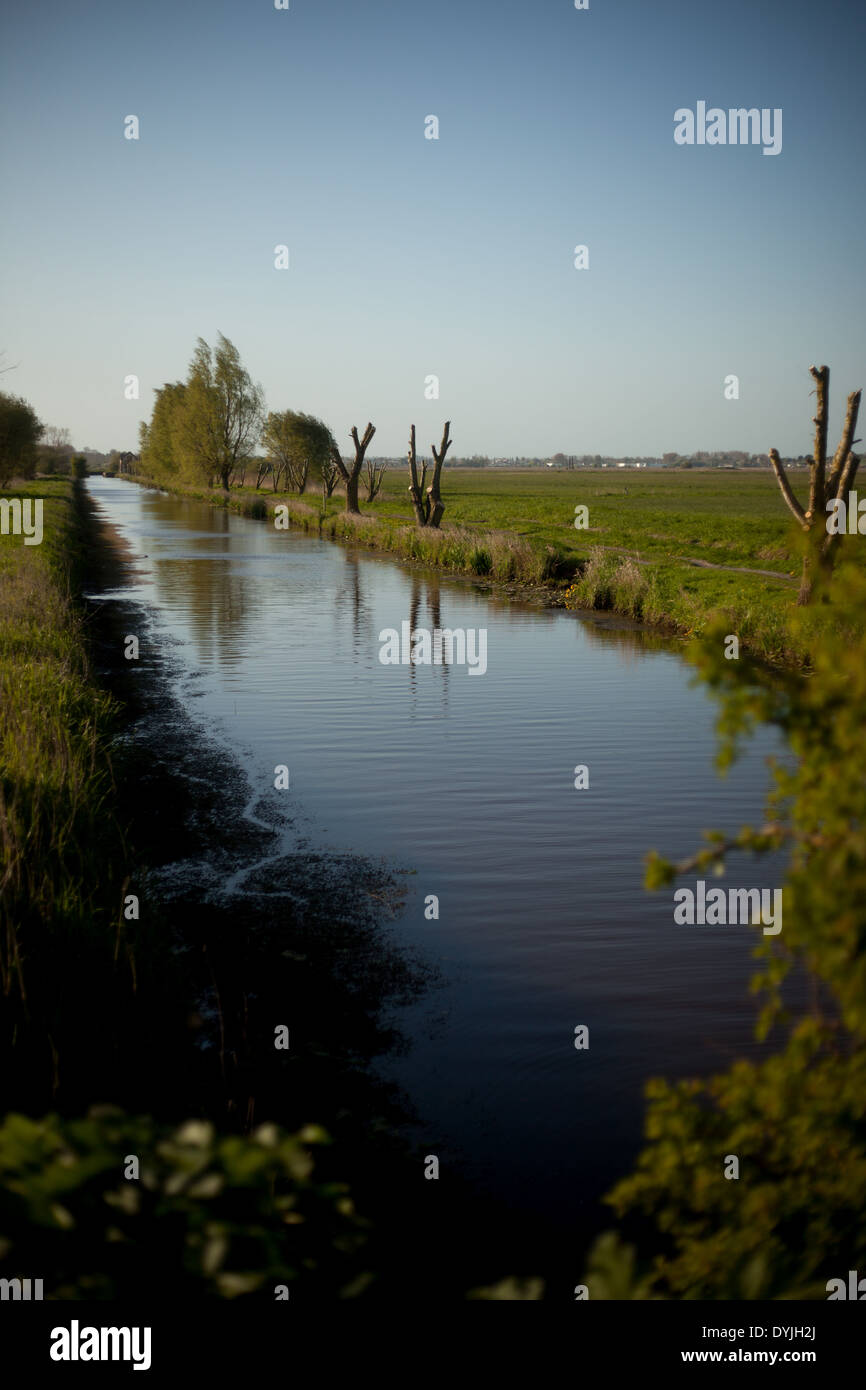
(87, 477, 785, 1271)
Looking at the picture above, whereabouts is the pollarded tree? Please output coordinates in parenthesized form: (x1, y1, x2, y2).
(407, 421, 452, 527)
(0, 392, 42, 486)
(331, 423, 376, 515)
(363, 456, 387, 502)
(180, 335, 265, 491)
(320, 457, 340, 499)
(769, 365, 861, 604)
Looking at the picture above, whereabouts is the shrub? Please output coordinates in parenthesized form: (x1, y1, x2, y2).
(0, 1109, 371, 1300)
(469, 547, 492, 576)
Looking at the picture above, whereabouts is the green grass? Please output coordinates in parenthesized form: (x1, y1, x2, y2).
(133, 466, 864, 666)
(370, 466, 805, 571)
(0, 478, 128, 1032)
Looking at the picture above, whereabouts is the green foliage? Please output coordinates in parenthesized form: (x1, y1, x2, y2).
(469, 546, 492, 575)
(0, 1110, 371, 1299)
(600, 1024, 865, 1300)
(139, 337, 264, 490)
(590, 559, 866, 1299)
(261, 410, 336, 493)
(182, 336, 265, 490)
(139, 381, 188, 482)
(584, 1232, 660, 1300)
(0, 391, 42, 485)
(70, 455, 87, 479)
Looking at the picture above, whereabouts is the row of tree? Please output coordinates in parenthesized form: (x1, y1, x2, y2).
(139, 334, 454, 526)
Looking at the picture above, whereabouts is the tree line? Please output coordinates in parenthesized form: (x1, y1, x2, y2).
(139, 334, 453, 525)
(0, 395, 91, 487)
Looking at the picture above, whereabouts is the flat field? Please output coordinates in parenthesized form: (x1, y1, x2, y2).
(368, 466, 806, 574)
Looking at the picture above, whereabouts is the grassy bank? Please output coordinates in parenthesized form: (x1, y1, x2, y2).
(129, 467, 860, 666)
(0, 479, 127, 1021)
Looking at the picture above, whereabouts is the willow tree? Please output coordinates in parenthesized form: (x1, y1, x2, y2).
(139, 382, 187, 482)
(769, 365, 861, 604)
(290, 411, 338, 492)
(180, 335, 265, 491)
(407, 421, 452, 527)
(330, 423, 376, 514)
(261, 411, 339, 494)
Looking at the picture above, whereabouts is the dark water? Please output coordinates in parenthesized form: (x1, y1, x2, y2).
(87, 476, 785, 1265)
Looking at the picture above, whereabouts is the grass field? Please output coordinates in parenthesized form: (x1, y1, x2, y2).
(369, 466, 806, 573)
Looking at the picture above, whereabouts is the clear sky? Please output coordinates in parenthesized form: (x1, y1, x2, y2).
(1, 0, 863, 457)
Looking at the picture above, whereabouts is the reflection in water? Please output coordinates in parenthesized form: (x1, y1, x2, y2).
(406, 571, 449, 704)
(332, 550, 370, 660)
(147, 500, 260, 670)
(87, 477, 787, 1272)
(575, 611, 681, 665)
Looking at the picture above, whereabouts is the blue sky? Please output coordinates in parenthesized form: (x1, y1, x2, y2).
(1, 0, 863, 456)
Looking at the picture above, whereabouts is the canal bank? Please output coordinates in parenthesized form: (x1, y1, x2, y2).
(70, 476, 790, 1294)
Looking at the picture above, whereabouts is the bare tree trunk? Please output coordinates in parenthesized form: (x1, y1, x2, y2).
(427, 421, 452, 528)
(407, 422, 452, 526)
(769, 449, 808, 530)
(331, 423, 376, 514)
(822, 388, 862, 566)
(768, 366, 861, 603)
(295, 459, 308, 494)
(407, 425, 429, 525)
(363, 456, 387, 502)
(321, 459, 339, 497)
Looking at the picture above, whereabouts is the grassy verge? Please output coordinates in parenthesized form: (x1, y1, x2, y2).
(129, 468, 861, 666)
(0, 479, 127, 1015)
